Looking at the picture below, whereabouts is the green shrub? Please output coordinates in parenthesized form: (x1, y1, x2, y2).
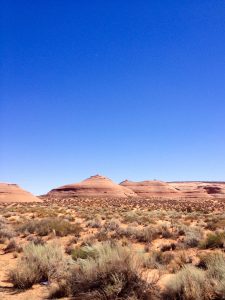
(4, 239, 22, 254)
(71, 246, 98, 260)
(9, 242, 72, 289)
(163, 253, 225, 300)
(86, 215, 102, 228)
(206, 252, 225, 281)
(183, 227, 203, 248)
(51, 242, 159, 299)
(197, 252, 225, 299)
(162, 265, 211, 300)
(94, 228, 109, 242)
(123, 211, 139, 223)
(0, 217, 16, 240)
(0, 227, 16, 239)
(199, 232, 225, 249)
(27, 235, 45, 245)
(105, 218, 120, 231)
(18, 218, 82, 237)
(205, 252, 225, 298)
(143, 250, 173, 269)
(116, 225, 158, 243)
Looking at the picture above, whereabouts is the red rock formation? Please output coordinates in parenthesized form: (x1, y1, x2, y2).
(0, 183, 42, 203)
(46, 176, 225, 200)
(168, 181, 225, 198)
(120, 180, 182, 198)
(48, 175, 137, 198)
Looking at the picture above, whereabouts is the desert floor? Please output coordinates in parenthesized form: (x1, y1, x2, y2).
(1, 197, 225, 299)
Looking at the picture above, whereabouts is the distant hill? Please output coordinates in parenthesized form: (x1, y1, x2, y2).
(45, 175, 225, 200)
(120, 180, 181, 198)
(0, 183, 42, 203)
(47, 175, 137, 198)
(2, 176, 224, 202)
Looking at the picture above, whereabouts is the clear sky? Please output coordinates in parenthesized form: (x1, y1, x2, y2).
(1, 0, 225, 195)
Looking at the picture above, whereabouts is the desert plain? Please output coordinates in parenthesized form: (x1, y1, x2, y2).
(1, 175, 225, 299)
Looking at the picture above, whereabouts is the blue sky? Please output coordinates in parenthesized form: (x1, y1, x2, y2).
(1, 0, 225, 195)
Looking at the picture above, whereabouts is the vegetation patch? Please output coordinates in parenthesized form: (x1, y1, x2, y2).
(17, 217, 82, 237)
(51, 242, 158, 299)
(71, 245, 98, 260)
(9, 242, 72, 289)
(199, 232, 225, 249)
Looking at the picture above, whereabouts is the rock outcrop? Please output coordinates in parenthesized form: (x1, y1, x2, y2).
(120, 180, 182, 198)
(45, 176, 225, 200)
(0, 183, 42, 203)
(47, 175, 137, 198)
(168, 181, 225, 199)
(120, 180, 225, 199)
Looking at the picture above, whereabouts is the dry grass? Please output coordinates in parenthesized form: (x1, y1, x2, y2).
(162, 265, 210, 300)
(0, 217, 17, 240)
(199, 232, 225, 249)
(71, 245, 98, 260)
(9, 242, 72, 289)
(50, 241, 159, 299)
(163, 252, 225, 299)
(3, 239, 22, 254)
(17, 217, 82, 237)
